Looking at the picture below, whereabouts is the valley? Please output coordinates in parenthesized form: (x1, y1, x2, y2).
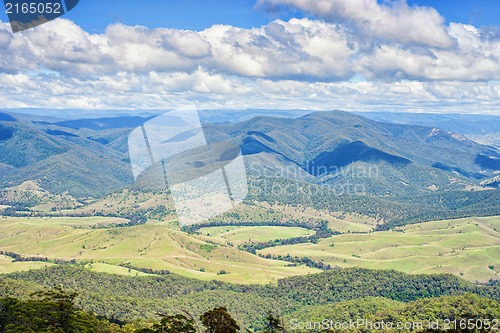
(2, 0, 500, 329)
(0, 109, 499, 331)
(0, 216, 319, 283)
(1, 110, 499, 285)
(0, 214, 498, 283)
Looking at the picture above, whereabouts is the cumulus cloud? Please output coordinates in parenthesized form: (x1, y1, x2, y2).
(22, 19, 114, 76)
(0, 18, 357, 80)
(354, 23, 500, 81)
(257, 0, 453, 48)
(0, 0, 499, 114)
(202, 19, 356, 80)
(1, 14, 500, 82)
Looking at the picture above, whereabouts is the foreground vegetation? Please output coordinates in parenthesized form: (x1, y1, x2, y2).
(1, 266, 499, 330)
(1, 267, 499, 332)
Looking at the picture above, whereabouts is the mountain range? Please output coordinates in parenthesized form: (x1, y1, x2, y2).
(0, 109, 499, 225)
(204, 111, 499, 194)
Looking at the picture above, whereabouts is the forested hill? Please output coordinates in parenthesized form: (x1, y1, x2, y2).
(1, 266, 499, 329)
(1, 291, 499, 332)
(2, 110, 500, 227)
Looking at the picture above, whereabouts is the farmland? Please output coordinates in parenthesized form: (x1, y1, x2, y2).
(0, 215, 499, 282)
(259, 216, 500, 282)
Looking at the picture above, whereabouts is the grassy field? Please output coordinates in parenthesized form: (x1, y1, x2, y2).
(1, 215, 499, 283)
(0, 217, 318, 283)
(211, 201, 379, 233)
(259, 216, 500, 282)
(0, 255, 54, 273)
(84, 262, 151, 277)
(0, 216, 129, 227)
(198, 226, 315, 245)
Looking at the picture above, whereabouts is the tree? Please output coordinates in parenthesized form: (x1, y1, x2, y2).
(151, 314, 196, 333)
(31, 285, 79, 332)
(0, 297, 18, 333)
(263, 313, 284, 333)
(0, 287, 117, 333)
(200, 307, 239, 333)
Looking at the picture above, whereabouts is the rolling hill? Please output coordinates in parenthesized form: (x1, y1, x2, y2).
(2, 110, 499, 196)
(0, 214, 498, 282)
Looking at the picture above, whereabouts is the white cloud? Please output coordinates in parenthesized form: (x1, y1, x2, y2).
(0, 0, 499, 114)
(202, 18, 356, 80)
(2, 15, 500, 82)
(22, 19, 114, 76)
(355, 23, 500, 82)
(257, 0, 453, 48)
(163, 30, 212, 58)
(0, 17, 357, 80)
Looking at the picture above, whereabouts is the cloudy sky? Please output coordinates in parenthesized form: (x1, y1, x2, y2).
(0, 0, 500, 114)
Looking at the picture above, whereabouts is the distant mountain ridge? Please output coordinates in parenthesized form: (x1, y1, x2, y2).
(353, 111, 500, 135)
(201, 111, 499, 198)
(0, 110, 499, 203)
(0, 113, 133, 197)
(50, 115, 155, 130)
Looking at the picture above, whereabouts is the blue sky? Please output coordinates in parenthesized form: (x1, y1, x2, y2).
(0, 0, 499, 114)
(408, 0, 500, 27)
(2, 0, 499, 31)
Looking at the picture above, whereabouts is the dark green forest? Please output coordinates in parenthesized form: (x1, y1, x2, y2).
(246, 177, 500, 229)
(1, 266, 500, 332)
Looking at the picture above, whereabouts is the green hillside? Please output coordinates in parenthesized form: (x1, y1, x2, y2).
(259, 216, 500, 282)
(0, 216, 318, 283)
(2, 111, 500, 226)
(0, 117, 133, 197)
(0, 215, 499, 282)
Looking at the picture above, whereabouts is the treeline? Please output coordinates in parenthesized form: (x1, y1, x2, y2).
(0, 250, 48, 263)
(1, 283, 500, 332)
(2, 266, 500, 329)
(183, 220, 337, 256)
(182, 220, 325, 234)
(238, 221, 336, 254)
(119, 262, 171, 275)
(259, 253, 333, 270)
(0, 208, 147, 228)
(0, 250, 77, 265)
(246, 176, 500, 227)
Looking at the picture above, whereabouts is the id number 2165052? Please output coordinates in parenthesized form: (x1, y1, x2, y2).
(5, 2, 62, 15)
